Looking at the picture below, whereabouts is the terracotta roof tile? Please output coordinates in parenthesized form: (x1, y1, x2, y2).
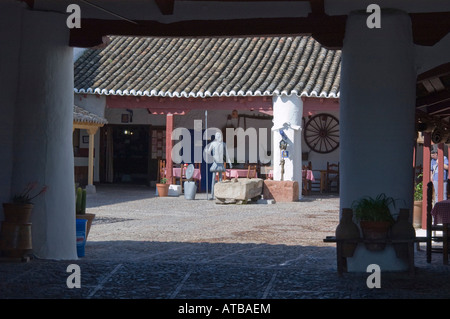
(74, 36, 341, 98)
(73, 105, 108, 125)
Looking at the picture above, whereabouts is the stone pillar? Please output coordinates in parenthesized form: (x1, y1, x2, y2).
(272, 94, 303, 199)
(165, 113, 174, 184)
(340, 9, 416, 271)
(85, 127, 99, 194)
(0, 1, 21, 207)
(11, 9, 77, 259)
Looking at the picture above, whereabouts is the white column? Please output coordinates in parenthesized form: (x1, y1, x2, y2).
(0, 1, 21, 207)
(85, 127, 98, 194)
(11, 9, 77, 259)
(340, 9, 416, 271)
(272, 94, 303, 199)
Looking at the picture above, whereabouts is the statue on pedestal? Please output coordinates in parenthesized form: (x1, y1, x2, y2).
(207, 132, 233, 199)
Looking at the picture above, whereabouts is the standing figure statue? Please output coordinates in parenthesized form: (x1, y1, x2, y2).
(207, 132, 233, 199)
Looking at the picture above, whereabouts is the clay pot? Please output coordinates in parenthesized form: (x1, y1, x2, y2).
(1, 203, 34, 258)
(156, 183, 169, 197)
(335, 208, 360, 257)
(391, 209, 416, 259)
(360, 221, 392, 251)
(2, 203, 33, 223)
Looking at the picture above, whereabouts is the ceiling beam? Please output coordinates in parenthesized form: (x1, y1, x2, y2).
(69, 14, 347, 48)
(69, 10, 450, 49)
(417, 89, 450, 108)
(154, 0, 175, 15)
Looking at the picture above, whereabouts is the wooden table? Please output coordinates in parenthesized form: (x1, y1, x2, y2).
(430, 200, 450, 265)
(165, 168, 201, 192)
(267, 170, 315, 181)
(171, 167, 201, 180)
(225, 169, 257, 179)
(319, 170, 327, 193)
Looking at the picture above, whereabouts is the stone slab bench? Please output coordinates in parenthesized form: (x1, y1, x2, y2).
(214, 178, 263, 204)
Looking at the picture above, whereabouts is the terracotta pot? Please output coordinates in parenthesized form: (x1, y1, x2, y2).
(360, 221, 392, 251)
(2, 203, 33, 223)
(0, 222, 32, 258)
(335, 208, 360, 257)
(75, 213, 96, 239)
(413, 201, 422, 228)
(156, 183, 169, 197)
(1, 203, 33, 258)
(391, 209, 416, 259)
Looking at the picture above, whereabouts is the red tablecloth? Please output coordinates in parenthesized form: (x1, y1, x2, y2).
(302, 170, 315, 181)
(226, 169, 257, 178)
(431, 199, 450, 224)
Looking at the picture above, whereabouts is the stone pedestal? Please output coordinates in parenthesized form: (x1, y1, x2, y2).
(263, 180, 299, 202)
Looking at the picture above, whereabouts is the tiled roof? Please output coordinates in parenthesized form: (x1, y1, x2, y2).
(74, 36, 341, 99)
(73, 105, 108, 125)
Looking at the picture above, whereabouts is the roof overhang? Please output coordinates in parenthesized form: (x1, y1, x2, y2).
(23, 0, 450, 49)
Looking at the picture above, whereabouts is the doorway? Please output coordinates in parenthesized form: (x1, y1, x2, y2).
(110, 125, 150, 184)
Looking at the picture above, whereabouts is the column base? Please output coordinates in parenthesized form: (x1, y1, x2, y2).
(85, 184, 96, 194)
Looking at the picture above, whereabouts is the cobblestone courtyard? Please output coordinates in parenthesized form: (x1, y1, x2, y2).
(1, 184, 450, 301)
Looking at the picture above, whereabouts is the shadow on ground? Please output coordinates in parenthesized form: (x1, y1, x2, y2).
(1, 240, 449, 299)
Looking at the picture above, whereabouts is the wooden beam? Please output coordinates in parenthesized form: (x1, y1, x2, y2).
(416, 89, 450, 108)
(422, 132, 431, 229)
(417, 62, 450, 82)
(438, 143, 445, 201)
(69, 11, 450, 49)
(308, 0, 324, 15)
(154, 0, 174, 15)
(69, 15, 346, 49)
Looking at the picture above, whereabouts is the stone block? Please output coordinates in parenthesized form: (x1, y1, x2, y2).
(263, 180, 299, 202)
(214, 178, 263, 203)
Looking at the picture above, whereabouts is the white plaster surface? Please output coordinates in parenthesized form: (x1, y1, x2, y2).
(340, 9, 416, 271)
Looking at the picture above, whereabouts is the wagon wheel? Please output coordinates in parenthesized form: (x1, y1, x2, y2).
(304, 113, 339, 153)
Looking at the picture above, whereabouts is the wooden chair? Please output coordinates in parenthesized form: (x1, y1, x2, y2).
(326, 162, 340, 193)
(215, 162, 229, 181)
(247, 164, 257, 179)
(157, 159, 166, 183)
(310, 165, 322, 193)
(263, 166, 273, 180)
(426, 181, 450, 264)
(302, 161, 312, 195)
(179, 163, 189, 193)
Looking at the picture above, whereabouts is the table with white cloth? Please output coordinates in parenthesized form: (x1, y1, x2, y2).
(430, 200, 450, 264)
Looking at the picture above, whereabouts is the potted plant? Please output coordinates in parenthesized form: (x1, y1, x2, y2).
(1, 182, 47, 258)
(156, 178, 170, 197)
(75, 187, 95, 239)
(2, 182, 48, 223)
(413, 174, 423, 228)
(352, 193, 396, 251)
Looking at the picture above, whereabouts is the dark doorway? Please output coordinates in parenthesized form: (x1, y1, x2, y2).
(112, 125, 149, 184)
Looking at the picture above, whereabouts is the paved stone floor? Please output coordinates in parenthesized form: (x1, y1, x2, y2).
(1, 184, 449, 302)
